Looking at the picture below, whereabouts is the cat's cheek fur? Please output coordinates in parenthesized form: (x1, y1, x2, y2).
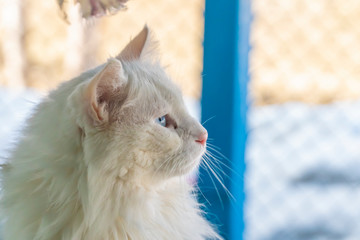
(135, 121, 207, 178)
(150, 139, 204, 178)
(136, 126, 183, 175)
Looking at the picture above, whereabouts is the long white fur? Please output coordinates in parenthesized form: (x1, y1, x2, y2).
(0, 26, 221, 240)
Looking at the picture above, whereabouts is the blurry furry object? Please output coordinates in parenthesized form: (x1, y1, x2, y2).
(0, 26, 222, 240)
(58, 0, 129, 18)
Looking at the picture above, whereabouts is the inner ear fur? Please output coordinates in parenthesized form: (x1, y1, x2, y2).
(84, 58, 127, 124)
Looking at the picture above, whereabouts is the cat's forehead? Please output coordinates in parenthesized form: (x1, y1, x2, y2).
(125, 61, 182, 102)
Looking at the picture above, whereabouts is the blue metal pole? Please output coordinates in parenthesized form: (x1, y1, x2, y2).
(201, 0, 250, 239)
(230, 0, 251, 239)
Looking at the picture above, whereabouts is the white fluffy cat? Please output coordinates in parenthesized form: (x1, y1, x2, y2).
(0, 26, 222, 240)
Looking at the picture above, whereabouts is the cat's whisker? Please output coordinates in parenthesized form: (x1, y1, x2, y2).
(206, 144, 231, 163)
(154, 156, 170, 173)
(206, 142, 222, 151)
(203, 156, 239, 201)
(207, 138, 214, 143)
(193, 183, 212, 207)
(200, 159, 224, 209)
(204, 150, 228, 169)
(201, 116, 216, 126)
(203, 154, 225, 178)
(154, 153, 177, 176)
(202, 157, 235, 206)
(205, 148, 245, 191)
(203, 154, 229, 181)
(204, 150, 240, 177)
(210, 163, 235, 201)
(24, 99, 42, 105)
(205, 149, 241, 180)
(201, 151, 235, 202)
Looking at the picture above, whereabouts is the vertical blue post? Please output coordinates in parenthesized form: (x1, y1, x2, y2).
(200, 0, 250, 239)
(230, 0, 251, 239)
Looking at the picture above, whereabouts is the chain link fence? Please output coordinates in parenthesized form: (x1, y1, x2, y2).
(246, 1, 360, 239)
(250, 0, 360, 105)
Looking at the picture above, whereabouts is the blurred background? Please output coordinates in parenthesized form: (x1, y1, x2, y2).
(1, 0, 360, 239)
(0, 0, 204, 97)
(246, 1, 360, 240)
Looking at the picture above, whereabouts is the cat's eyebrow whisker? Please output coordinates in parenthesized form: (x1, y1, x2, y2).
(201, 116, 216, 126)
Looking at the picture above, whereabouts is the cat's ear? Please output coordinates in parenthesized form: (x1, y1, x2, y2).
(117, 25, 159, 61)
(84, 58, 127, 124)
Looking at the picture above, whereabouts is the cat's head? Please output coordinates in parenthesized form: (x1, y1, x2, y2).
(70, 26, 207, 183)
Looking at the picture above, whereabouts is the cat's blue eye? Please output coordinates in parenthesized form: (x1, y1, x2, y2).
(156, 115, 167, 127)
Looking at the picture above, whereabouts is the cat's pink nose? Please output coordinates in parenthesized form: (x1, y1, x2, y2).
(195, 131, 208, 146)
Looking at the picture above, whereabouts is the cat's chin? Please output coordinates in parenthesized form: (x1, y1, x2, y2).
(175, 162, 200, 178)
(179, 148, 205, 176)
(194, 142, 206, 158)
